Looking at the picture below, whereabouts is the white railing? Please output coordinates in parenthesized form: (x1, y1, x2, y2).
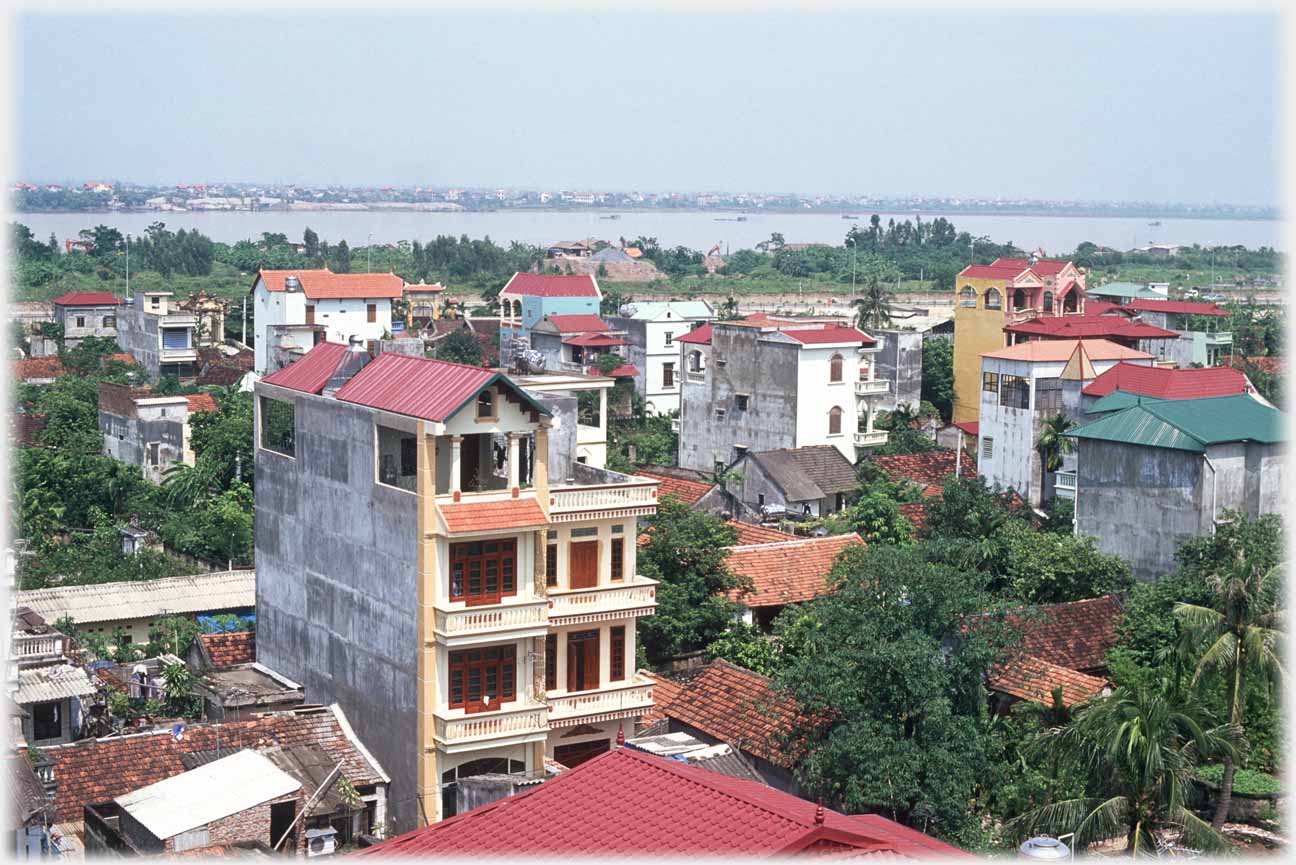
(686, 370, 705, 383)
(434, 602, 548, 638)
(13, 634, 66, 658)
(853, 429, 889, 448)
(549, 482, 657, 514)
(671, 419, 681, 433)
(548, 680, 654, 722)
(435, 704, 549, 744)
(1205, 331, 1233, 344)
(1054, 471, 1077, 498)
(855, 379, 890, 396)
(159, 348, 197, 362)
(548, 581, 657, 620)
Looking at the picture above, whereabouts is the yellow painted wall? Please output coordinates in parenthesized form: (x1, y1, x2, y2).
(952, 277, 1011, 424)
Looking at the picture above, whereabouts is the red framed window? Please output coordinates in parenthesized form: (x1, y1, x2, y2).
(830, 353, 843, 383)
(610, 538, 624, 581)
(610, 626, 626, 682)
(545, 633, 557, 691)
(450, 540, 517, 606)
(546, 543, 558, 588)
(448, 646, 516, 713)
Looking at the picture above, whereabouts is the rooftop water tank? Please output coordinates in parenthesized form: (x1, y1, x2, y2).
(1018, 837, 1070, 860)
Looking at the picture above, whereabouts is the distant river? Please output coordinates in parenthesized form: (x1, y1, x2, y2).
(15, 209, 1284, 253)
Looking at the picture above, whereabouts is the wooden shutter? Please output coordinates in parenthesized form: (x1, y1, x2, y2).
(582, 632, 600, 690)
(367, 303, 377, 323)
(545, 633, 557, 691)
(305, 305, 315, 325)
(569, 541, 599, 589)
(610, 626, 625, 681)
(610, 539, 624, 581)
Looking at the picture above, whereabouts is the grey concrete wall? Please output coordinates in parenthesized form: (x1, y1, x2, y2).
(530, 392, 578, 483)
(254, 389, 421, 832)
(528, 332, 566, 371)
(377, 338, 427, 358)
(100, 411, 185, 475)
(604, 317, 649, 398)
(117, 297, 162, 379)
(54, 304, 118, 346)
(873, 329, 923, 412)
(677, 329, 800, 473)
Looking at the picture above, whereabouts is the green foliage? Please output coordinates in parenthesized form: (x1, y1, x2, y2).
(433, 329, 485, 366)
(636, 499, 744, 665)
(130, 221, 215, 277)
(332, 239, 352, 273)
(925, 475, 1027, 547)
(160, 481, 254, 566)
(606, 413, 676, 473)
(773, 543, 1016, 846)
(1195, 764, 1280, 797)
(148, 616, 203, 657)
(705, 623, 786, 678)
(1040, 496, 1074, 534)
(1036, 413, 1075, 476)
(188, 390, 254, 487)
(824, 491, 914, 545)
(920, 338, 954, 421)
(994, 521, 1132, 604)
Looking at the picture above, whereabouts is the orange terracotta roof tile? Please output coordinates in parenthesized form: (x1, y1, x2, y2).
(726, 521, 798, 545)
(870, 450, 976, 496)
(989, 654, 1109, 707)
(199, 631, 255, 666)
(725, 534, 864, 608)
(257, 268, 404, 300)
(1010, 595, 1123, 672)
(635, 470, 714, 505)
(14, 357, 65, 382)
(637, 669, 685, 726)
(663, 660, 799, 767)
(438, 497, 548, 533)
(896, 502, 928, 536)
(184, 393, 218, 414)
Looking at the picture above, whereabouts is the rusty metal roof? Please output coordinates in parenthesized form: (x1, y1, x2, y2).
(260, 342, 350, 394)
(335, 353, 550, 423)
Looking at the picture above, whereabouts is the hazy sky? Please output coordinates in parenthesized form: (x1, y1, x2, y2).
(17, 12, 1279, 206)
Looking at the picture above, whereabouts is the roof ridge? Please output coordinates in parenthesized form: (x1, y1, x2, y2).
(726, 534, 859, 551)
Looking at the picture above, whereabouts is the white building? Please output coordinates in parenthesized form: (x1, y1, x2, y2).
(604, 301, 715, 416)
(250, 268, 405, 374)
(976, 338, 1156, 506)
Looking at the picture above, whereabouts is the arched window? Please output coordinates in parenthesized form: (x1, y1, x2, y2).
(829, 353, 843, 383)
(1043, 291, 1054, 313)
(1012, 288, 1027, 311)
(688, 350, 704, 373)
(984, 288, 1002, 310)
(1063, 290, 1079, 313)
(828, 406, 843, 435)
(513, 300, 522, 318)
(959, 286, 976, 308)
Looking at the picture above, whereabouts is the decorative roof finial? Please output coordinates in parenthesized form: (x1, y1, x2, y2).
(616, 723, 625, 747)
(814, 799, 825, 825)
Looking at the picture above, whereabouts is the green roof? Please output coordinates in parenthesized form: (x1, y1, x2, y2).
(1089, 282, 1164, 300)
(1085, 390, 1168, 414)
(1067, 394, 1285, 452)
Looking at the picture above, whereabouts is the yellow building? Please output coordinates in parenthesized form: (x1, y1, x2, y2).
(951, 258, 1085, 424)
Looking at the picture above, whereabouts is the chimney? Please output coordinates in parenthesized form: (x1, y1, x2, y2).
(322, 336, 371, 397)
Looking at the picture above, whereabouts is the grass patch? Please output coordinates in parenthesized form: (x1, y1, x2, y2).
(1195, 764, 1282, 797)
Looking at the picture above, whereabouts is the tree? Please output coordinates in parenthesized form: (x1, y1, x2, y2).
(333, 239, 352, 273)
(303, 226, 320, 262)
(994, 520, 1132, 604)
(773, 543, 1015, 846)
(920, 339, 954, 421)
(433, 329, 484, 366)
(1011, 681, 1237, 856)
(1174, 554, 1284, 829)
(1036, 413, 1075, 498)
(636, 499, 744, 664)
(854, 275, 894, 331)
(705, 623, 786, 677)
(833, 491, 913, 545)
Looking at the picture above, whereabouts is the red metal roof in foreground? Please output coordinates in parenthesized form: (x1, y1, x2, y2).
(779, 325, 876, 346)
(337, 353, 510, 422)
(1082, 361, 1251, 399)
(1123, 298, 1230, 317)
(356, 746, 973, 858)
(260, 341, 350, 394)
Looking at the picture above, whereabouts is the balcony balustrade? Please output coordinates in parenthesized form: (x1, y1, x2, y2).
(853, 429, 889, 448)
(548, 580, 657, 623)
(434, 704, 549, 747)
(432, 601, 549, 643)
(547, 678, 655, 726)
(854, 379, 890, 396)
(548, 481, 657, 522)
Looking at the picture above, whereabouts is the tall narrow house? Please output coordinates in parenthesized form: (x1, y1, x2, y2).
(254, 342, 659, 832)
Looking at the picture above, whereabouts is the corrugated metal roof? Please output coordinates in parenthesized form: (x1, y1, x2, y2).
(1082, 361, 1251, 400)
(115, 749, 300, 841)
(260, 341, 349, 394)
(500, 273, 600, 298)
(15, 664, 96, 704)
(1085, 391, 1167, 414)
(336, 353, 550, 422)
(18, 570, 255, 627)
(623, 301, 715, 321)
(982, 338, 1154, 363)
(1068, 394, 1285, 452)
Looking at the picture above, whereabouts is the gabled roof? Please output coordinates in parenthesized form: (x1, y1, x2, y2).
(184, 393, 218, 414)
(51, 291, 121, 306)
(357, 743, 971, 857)
(1082, 361, 1251, 400)
(636, 669, 686, 726)
(662, 660, 800, 767)
(544, 314, 608, 333)
(1010, 595, 1124, 672)
(870, 450, 976, 497)
(727, 521, 798, 545)
(747, 445, 858, 502)
(988, 654, 1109, 708)
(1123, 298, 1230, 317)
(958, 264, 1031, 280)
(562, 332, 625, 347)
(199, 631, 256, 667)
(1004, 315, 1177, 341)
(500, 272, 600, 298)
(634, 469, 714, 505)
(981, 338, 1154, 363)
(438, 498, 548, 534)
(620, 301, 716, 321)
(777, 325, 875, 346)
(260, 341, 351, 394)
(1086, 281, 1164, 300)
(897, 501, 929, 536)
(1067, 394, 1284, 452)
(335, 353, 550, 423)
(14, 357, 65, 382)
(254, 268, 404, 300)
(18, 570, 255, 628)
(726, 534, 864, 609)
(675, 323, 713, 345)
(603, 363, 639, 378)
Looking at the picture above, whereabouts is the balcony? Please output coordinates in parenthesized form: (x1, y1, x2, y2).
(853, 429, 889, 448)
(547, 677, 656, 728)
(548, 480, 658, 523)
(1054, 470, 1077, 499)
(432, 600, 550, 646)
(547, 578, 658, 625)
(686, 370, 705, 383)
(854, 379, 890, 397)
(434, 703, 549, 752)
(1204, 331, 1233, 346)
(12, 633, 67, 661)
(159, 348, 198, 363)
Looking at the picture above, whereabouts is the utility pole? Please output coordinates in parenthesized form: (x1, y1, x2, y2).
(241, 296, 247, 346)
(125, 233, 131, 297)
(367, 232, 373, 272)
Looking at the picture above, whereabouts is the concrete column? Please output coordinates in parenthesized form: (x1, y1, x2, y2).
(533, 426, 549, 502)
(598, 388, 607, 437)
(449, 436, 463, 494)
(866, 403, 875, 433)
(508, 434, 521, 490)
(415, 426, 440, 827)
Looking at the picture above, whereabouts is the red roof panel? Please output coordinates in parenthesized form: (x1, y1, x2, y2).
(51, 291, 121, 306)
(1124, 298, 1230, 317)
(562, 332, 625, 347)
(604, 363, 639, 378)
(675, 323, 713, 345)
(335, 353, 500, 422)
(989, 654, 1108, 708)
(184, 393, 218, 414)
(871, 450, 977, 496)
(199, 631, 255, 666)
(1004, 316, 1178, 340)
(634, 470, 713, 505)
(439, 497, 548, 533)
(256, 269, 404, 300)
(725, 534, 864, 608)
(1082, 361, 1251, 399)
(779, 326, 876, 346)
(260, 341, 350, 394)
(545, 314, 608, 333)
(501, 273, 600, 298)
(959, 264, 1030, 280)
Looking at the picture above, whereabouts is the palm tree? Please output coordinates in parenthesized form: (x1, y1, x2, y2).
(1174, 556, 1284, 829)
(853, 276, 893, 331)
(1036, 413, 1075, 500)
(1011, 681, 1238, 857)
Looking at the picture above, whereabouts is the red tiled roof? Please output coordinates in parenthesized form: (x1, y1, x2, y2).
(896, 502, 928, 536)
(675, 323, 713, 345)
(260, 341, 350, 395)
(562, 332, 625, 347)
(727, 521, 798, 545)
(726, 534, 864, 609)
(958, 264, 1031, 280)
(438, 497, 548, 533)
(1083, 300, 1129, 317)
(500, 272, 600, 298)
(184, 393, 218, 414)
(255, 268, 404, 300)
(952, 420, 978, 437)
(545, 314, 608, 333)
(1082, 361, 1251, 399)
(989, 258, 1073, 279)
(637, 669, 685, 726)
(1004, 316, 1178, 341)
(988, 654, 1109, 708)
(604, 363, 639, 378)
(1011, 595, 1123, 672)
(199, 631, 255, 666)
(663, 660, 800, 767)
(337, 353, 546, 423)
(870, 451, 976, 496)
(51, 291, 121, 306)
(14, 357, 65, 382)
(779, 326, 876, 346)
(635, 470, 713, 505)
(108, 353, 136, 365)
(357, 744, 971, 857)
(1123, 298, 1229, 317)
(41, 708, 386, 824)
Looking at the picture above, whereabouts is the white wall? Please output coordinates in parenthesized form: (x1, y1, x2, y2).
(794, 344, 860, 464)
(252, 277, 392, 373)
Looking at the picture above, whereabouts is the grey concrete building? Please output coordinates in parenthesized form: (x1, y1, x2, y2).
(117, 292, 199, 380)
(51, 292, 121, 348)
(870, 328, 924, 412)
(98, 383, 215, 483)
(1068, 394, 1285, 580)
(726, 445, 859, 521)
(604, 301, 714, 416)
